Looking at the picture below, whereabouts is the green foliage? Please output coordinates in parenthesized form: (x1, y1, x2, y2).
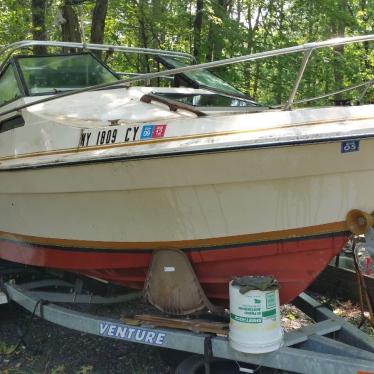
(0, 340, 17, 355)
(0, 0, 373, 105)
(50, 365, 68, 374)
(76, 365, 94, 374)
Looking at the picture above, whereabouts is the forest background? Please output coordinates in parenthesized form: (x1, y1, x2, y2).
(1, 0, 373, 105)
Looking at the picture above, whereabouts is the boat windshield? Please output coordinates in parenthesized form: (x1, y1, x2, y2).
(16, 54, 119, 95)
(156, 55, 249, 99)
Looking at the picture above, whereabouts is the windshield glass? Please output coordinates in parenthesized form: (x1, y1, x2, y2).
(0, 65, 22, 106)
(157, 56, 248, 98)
(17, 54, 118, 95)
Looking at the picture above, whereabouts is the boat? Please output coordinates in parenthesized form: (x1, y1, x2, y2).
(0, 36, 374, 307)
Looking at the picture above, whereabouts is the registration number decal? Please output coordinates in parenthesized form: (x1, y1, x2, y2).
(341, 140, 360, 153)
(79, 124, 167, 148)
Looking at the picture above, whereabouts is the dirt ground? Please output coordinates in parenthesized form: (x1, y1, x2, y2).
(0, 302, 172, 374)
(0, 292, 373, 374)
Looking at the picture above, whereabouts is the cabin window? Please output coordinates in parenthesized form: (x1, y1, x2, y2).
(0, 65, 22, 106)
(0, 115, 25, 133)
(17, 54, 119, 95)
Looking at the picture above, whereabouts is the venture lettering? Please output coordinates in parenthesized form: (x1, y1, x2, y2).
(99, 322, 166, 345)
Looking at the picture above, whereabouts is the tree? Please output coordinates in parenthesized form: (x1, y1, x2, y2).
(90, 0, 108, 45)
(0, 0, 369, 105)
(31, 0, 48, 54)
(193, 0, 204, 61)
(60, 0, 82, 43)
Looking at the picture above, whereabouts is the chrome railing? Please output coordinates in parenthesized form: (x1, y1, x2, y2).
(271, 78, 374, 109)
(0, 35, 373, 117)
(0, 40, 195, 72)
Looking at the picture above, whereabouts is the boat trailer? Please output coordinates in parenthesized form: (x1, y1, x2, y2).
(1, 268, 374, 374)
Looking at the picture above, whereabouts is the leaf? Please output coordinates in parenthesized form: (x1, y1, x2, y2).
(77, 365, 94, 374)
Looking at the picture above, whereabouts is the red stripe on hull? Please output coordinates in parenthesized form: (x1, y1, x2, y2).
(0, 233, 348, 305)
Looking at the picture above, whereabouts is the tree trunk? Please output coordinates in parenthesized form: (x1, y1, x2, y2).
(90, 0, 108, 59)
(360, 0, 370, 70)
(253, 61, 260, 99)
(150, 0, 162, 48)
(90, 0, 108, 44)
(332, 0, 347, 101)
(212, 0, 225, 60)
(277, 3, 285, 104)
(138, 0, 150, 74)
(193, 0, 203, 61)
(205, 0, 228, 61)
(31, 0, 48, 55)
(205, 21, 214, 61)
(236, 0, 241, 22)
(244, 3, 253, 95)
(61, 1, 82, 43)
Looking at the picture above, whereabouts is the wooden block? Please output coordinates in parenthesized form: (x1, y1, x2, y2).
(121, 314, 229, 335)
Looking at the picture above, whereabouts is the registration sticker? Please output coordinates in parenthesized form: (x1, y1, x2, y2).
(140, 125, 154, 139)
(153, 124, 167, 138)
(341, 140, 360, 153)
(140, 124, 167, 140)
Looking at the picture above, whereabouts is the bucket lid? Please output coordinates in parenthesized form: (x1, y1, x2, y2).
(232, 276, 279, 294)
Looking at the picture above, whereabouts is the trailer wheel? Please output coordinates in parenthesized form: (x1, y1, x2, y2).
(175, 355, 241, 374)
(159, 348, 194, 368)
(175, 355, 290, 374)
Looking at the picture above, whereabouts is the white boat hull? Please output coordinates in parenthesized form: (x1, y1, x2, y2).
(0, 137, 372, 243)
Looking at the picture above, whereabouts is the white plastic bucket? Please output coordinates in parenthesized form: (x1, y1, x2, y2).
(229, 277, 283, 353)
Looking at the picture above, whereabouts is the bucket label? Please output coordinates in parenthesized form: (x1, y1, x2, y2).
(262, 309, 276, 318)
(230, 290, 279, 324)
(266, 292, 276, 309)
(231, 313, 262, 324)
(238, 306, 261, 317)
(231, 307, 277, 324)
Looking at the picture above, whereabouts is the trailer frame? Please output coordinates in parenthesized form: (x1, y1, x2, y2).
(1, 271, 374, 374)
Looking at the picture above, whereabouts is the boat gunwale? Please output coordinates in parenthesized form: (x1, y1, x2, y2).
(1, 114, 374, 171)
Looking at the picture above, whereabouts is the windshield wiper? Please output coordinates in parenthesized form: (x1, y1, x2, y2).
(140, 93, 206, 117)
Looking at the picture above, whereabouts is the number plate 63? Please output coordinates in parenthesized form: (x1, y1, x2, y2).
(341, 140, 360, 153)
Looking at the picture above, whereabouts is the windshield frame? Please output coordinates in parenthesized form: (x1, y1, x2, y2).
(13, 52, 119, 97)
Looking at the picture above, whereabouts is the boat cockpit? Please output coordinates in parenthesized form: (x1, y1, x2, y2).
(0, 36, 374, 122)
(0, 50, 262, 116)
